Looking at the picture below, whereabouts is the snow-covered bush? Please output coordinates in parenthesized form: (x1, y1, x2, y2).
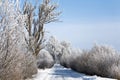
(69, 44, 120, 79)
(37, 49, 54, 69)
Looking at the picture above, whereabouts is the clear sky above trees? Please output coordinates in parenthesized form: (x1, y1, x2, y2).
(46, 0, 120, 50)
(21, 0, 120, 50)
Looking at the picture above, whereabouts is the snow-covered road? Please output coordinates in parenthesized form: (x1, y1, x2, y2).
(32, 64, 117, 80)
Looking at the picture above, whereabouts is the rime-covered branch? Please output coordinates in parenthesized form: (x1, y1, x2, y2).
(23, 0, 60, 56)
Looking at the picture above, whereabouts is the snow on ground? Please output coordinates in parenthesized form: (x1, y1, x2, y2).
(31, 64, 117, 80)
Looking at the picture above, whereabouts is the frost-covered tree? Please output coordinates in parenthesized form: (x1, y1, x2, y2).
(23, 0, 60, 57)
(45, 36, 82, 65)
(0, 0, 25, 79)
(45, 36, 63, 63)
(0, 0, 37, 79)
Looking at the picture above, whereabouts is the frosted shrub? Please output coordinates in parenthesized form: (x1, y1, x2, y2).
(37, 49, 54, 69)
(0, 48, 37, 80)
(0, 48, 24, 80)
(60, 40, 82, 68)
(60, 48, 82, 68)
(0, 33, 37, 80)
(70, 44, 120, 79)
(109, 63, 120, 79)
(21, 51, 37, 79)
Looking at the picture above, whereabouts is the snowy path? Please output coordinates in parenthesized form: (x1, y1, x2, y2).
(32, 64, 117, 80)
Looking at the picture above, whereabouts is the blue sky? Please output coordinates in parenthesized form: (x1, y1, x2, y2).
(20, 0, 120, 50)
(46, 0, 120, 50)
